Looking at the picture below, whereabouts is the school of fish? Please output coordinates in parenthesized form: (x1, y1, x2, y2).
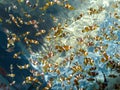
(0, 0, 120, 90)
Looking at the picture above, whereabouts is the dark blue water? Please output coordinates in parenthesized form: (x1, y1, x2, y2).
(0, 3, 46, 89)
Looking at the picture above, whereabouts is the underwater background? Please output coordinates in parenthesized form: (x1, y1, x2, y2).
(0, 0, 120, 90)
